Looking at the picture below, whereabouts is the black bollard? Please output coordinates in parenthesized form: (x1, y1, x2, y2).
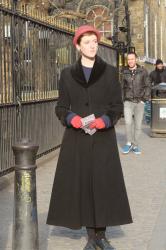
(12, 138, 39, 250)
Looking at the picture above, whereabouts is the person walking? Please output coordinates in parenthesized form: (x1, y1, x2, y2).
(47, 25, 132, 250)
(121, 52, 151, 155)
(149, 59, 166, 86)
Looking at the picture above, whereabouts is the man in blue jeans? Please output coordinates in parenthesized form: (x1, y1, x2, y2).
(121, 52, 151, 154)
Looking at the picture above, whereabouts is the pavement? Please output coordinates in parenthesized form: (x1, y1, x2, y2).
(0, 119, 166, 250)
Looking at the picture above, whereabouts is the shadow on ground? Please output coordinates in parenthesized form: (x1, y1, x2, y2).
(0, 175, 14, 250)
(38, 211, 125, 250)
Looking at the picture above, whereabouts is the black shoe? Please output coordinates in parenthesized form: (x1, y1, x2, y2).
(83, 239, 97, 250)
(96, 238, 115, 250)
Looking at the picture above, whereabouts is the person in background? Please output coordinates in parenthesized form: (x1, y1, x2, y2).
(150, 59, 166, 86)
(47, 25, 132, 250)
(121, 52, 151, 155)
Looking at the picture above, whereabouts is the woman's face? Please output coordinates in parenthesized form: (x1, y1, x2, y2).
(76, 34, 98, 59)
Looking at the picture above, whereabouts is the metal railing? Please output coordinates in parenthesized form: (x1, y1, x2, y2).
(0, 104, 16, 174)
(0, 1, 117, 176)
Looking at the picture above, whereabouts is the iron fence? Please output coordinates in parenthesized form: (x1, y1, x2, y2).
(20, 100, 63, 155)
(0, 104, 16, 174)
(0, 1, 118, 176)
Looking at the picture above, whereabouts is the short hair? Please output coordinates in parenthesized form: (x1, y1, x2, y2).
(156, 59, 163, 65)
(127, 52, 137, 58)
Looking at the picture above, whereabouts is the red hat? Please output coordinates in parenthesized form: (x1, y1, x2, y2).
(73, 25, 101, 46)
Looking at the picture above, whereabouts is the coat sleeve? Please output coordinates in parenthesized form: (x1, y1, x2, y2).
(55, 70, 71, 126)
(105, 68, 123, 126)
(120, 68, 126, 101)
(149, 71, 154, 86)
(143, 69, 152, 100)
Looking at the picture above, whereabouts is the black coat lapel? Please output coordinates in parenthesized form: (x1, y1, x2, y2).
(71, 55, 107, 88)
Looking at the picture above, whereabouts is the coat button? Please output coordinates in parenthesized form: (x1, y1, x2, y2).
(85, 102, 89, 106)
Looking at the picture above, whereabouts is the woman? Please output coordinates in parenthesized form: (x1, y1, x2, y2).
(47, 25, 132, 250)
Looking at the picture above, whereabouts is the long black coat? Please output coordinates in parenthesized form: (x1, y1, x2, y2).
(47, 56, 132, 229)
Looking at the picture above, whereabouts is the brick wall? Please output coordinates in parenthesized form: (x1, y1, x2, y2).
(128, 0, 166, 62)
(128, 0, 144, 56)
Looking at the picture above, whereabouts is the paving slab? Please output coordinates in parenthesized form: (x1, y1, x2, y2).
(0, 120, 166, 250)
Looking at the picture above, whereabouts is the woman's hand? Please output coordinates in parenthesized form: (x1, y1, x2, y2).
(90, 118, 105, 129)
(71, 115, 82, 128)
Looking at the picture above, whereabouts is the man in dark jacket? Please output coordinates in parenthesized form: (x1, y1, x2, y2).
(149, 59, 166, 86)
(121, 52, 151, 154)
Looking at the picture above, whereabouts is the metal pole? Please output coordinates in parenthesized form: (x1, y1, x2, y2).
(12, 138, 39, 250)
(113, 0, 120, 46)
(124, 0, 131, 48)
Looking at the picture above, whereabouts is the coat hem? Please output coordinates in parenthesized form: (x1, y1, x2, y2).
(46, 219, 133, 230)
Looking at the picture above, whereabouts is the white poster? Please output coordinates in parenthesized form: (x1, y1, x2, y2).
(160, 107, 166, 119)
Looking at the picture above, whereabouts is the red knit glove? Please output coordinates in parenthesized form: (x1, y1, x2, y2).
(71, 115, 82, 128)
(90, 118, 105, 129)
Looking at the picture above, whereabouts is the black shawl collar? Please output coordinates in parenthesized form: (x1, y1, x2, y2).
(71, 55, 107, 88)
